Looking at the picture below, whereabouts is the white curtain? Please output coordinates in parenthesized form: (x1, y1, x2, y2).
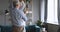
(47, 0, 58, 25)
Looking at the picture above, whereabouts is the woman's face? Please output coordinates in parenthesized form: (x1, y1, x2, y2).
(18, 2, 22, 8)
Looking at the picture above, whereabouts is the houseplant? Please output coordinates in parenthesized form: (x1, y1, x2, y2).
(36, 20, 42, 27)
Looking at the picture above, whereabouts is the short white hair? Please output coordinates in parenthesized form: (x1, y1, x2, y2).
(13, 0, 20, 7)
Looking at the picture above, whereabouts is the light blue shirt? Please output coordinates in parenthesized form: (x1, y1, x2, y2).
(11, 8, 27, 26)
(9, 0, 27, 26)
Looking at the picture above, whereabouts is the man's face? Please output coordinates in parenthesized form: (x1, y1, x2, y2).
(18, 4, 20, 8)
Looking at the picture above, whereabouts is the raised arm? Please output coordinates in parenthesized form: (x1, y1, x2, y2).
(19, 1, 26, 10)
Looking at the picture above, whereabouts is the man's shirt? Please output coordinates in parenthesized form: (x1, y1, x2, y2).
(11, 8, 27, 26)
(9, 1, 27, 26)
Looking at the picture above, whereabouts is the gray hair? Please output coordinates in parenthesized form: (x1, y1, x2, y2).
(13, 1, 20, 7)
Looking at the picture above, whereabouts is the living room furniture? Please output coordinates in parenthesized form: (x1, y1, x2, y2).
(0, 25, 41, 32)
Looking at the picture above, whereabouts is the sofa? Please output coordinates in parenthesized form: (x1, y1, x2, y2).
(0, 25, 40, 32)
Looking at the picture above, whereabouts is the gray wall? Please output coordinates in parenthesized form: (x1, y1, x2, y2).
(0, 0, 10, 26)
(32, 0, 40, 24)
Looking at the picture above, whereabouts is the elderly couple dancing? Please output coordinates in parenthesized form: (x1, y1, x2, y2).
(9, 0, 27, 32)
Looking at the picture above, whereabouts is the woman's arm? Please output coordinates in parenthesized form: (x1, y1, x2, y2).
(19, 1, 26, 10)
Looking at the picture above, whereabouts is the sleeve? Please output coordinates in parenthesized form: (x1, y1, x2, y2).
(19, 10, 28, 21)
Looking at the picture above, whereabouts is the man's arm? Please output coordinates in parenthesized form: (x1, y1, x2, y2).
(19, 10, 27, 21)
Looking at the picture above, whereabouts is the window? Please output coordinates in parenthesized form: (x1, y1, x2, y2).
(40, 0, 58, 25)
(47, 0, 58, 25)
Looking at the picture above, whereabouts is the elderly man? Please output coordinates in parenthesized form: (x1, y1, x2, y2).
(9, 0, 27, 32)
